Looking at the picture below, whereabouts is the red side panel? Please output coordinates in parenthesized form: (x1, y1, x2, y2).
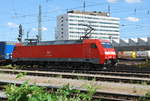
(83, 43, 100, 58)
(13, 42, 101, 64)
(13, 44, 85, 58)
(13, 44, 100, 58)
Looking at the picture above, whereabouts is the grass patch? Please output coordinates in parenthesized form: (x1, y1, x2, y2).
(4, 73, 97, 101)
(139, 91, 150, 101)
(5, 82, 97, 101)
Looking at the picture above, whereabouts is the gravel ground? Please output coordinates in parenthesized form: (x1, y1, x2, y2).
(0, 73, 150, 95)
(0, 91, 6, 98)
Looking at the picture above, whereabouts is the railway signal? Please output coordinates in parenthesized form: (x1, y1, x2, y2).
(17, 24, 23, 42)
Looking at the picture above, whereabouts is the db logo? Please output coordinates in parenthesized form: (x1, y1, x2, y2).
(46, 51, 52, 56)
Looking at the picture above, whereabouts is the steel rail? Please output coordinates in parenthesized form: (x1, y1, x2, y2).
(0, 69, 150, 84)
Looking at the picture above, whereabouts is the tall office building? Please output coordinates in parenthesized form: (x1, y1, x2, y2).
(55, 10, 120, 41)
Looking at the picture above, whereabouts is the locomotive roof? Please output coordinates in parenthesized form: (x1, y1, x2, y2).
(23, 39, 108, 46)
(37, 40, 83, 45)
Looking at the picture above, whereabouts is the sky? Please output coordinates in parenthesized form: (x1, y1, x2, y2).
(0, 0, 149, 41)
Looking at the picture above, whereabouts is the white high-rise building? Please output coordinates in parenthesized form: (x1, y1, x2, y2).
(55, 10, 120, 41)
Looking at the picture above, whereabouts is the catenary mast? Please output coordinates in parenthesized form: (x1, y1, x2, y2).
(38, 5, 42, 41)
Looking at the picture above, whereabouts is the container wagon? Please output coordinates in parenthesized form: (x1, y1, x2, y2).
(118, 51, 150, 61)
(0, 42, 16, 65)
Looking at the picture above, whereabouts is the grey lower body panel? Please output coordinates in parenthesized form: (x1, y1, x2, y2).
(13, 58, 100, 64)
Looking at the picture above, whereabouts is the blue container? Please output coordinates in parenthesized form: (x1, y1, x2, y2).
(0, 42, 16, 60)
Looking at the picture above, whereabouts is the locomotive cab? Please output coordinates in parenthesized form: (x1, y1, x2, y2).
(83, 39, 117, 67)
(101, 40, 117, 66)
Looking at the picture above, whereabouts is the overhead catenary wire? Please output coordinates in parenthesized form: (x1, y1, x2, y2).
(3, 0, 150, 39)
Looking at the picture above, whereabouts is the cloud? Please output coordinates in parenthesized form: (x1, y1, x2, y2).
(7, 22, 18, 28)
(32, 27, 48, 31)
(42, 27, 48, 31)
(125, 17, 140, 22)
(125, 0, 142, 3)
(107, 0, 118, 3)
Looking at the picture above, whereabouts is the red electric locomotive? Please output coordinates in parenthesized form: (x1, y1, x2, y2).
(12, 39, 117, 68)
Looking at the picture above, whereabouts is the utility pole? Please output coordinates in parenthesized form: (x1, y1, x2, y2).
(83, 0, 86, 12)
(38, 5, 42, 41)
(108, 5, 110, 16)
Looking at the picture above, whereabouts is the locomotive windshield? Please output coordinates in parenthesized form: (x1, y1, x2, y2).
(102, 42, 113, 48)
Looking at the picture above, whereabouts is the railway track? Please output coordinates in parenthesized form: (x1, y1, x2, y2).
(20, 68, 150, 78)
(0, 79, 149, 101)
(1, 62, 150, 73)
(0, 69, 150, 85)
(17, 63, 150, 74)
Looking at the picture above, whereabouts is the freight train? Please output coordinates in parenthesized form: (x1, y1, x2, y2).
(12, 39, 117, 68)
(1, 39, 150, 68)
(118, 51, 150, 60)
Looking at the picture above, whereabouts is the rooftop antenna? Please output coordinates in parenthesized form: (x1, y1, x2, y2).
(83, 0, 86, 12)
(38, 4, 42, 42)
(134, 8, 137, 16)
(147, 10, 149, 15)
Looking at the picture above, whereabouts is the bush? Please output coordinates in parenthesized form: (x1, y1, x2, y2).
(5, 82, 96, 101)
(139, 91, 150, 101)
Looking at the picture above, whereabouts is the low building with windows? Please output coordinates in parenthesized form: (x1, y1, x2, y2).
(55, 10, 120, 41)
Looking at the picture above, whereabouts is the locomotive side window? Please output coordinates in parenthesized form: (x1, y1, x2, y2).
(102, 42, 113, 48)
(91, 43, 97, 48)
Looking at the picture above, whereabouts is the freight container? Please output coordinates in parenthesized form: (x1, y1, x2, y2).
(0, 41, 16, 62)
(118, 50, 150, 60)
